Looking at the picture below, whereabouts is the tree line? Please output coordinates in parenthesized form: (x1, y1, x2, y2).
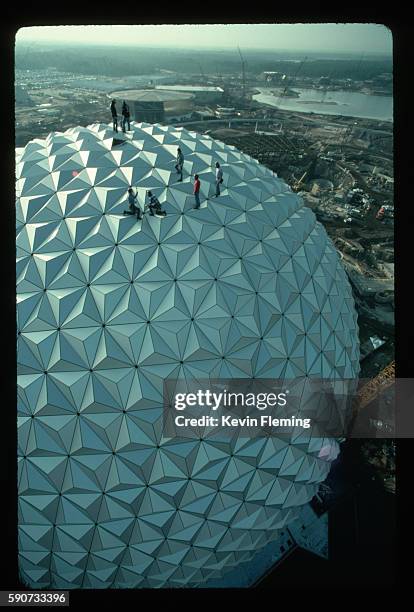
(15, 44, 392, 80)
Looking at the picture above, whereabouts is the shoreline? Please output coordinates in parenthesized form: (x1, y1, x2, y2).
(253, 86, 392, 99)
(252, 88, 392, 123)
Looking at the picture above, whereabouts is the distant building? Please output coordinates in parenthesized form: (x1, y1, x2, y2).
(109, 88, 195, 123)
(134, 101, 165, 123)
(36, 108, 60, 117)
(334, 192, 346, 203)
(319, 76, 331, 86)
(156, 85, 224, 104)
(215, 106, 236, 119)
(310, 179, 334, 195)
(193, 110, 216, 121)
(263, 72, 286, 84)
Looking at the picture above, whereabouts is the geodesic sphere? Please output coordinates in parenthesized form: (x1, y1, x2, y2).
(17, 123, 359, 589)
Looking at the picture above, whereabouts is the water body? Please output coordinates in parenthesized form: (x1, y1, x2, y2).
(253, 87, 393, 122)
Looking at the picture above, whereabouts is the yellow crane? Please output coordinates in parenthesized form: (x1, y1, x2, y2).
(353, 360, 395, 413)
(294, 170, 308, 191)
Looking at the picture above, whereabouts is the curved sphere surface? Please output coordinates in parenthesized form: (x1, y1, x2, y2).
(16, 123, 359, 588)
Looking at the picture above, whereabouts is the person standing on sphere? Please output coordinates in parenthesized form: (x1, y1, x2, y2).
(122, 100, 130, 132)
(194, 175, 201, 209)
(175, 147, 184, 182)
(215, 161, 223, 197)
(110, 99, 118, 133)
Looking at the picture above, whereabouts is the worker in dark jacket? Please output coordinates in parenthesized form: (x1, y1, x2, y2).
(215, 161, 223, 197)
(193, 175, 201, 209)
(147, 191, 166, 217)
(122, 100, 130, 132)
(110, 99, 118, 132)
(123, 187, 142, 220)
(175, 147, 184, 182)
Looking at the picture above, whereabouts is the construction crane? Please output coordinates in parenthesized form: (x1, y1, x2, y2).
(353, 360, 395, 413)
(277, 56, 308, 104)
(320, 64, 337, 103)
(190, 60, 205, 85)
(292, 153, 319, 191)
(198, 63, 206, 84)
(293, 170, 309, 191)
(237, 46, 247, 101)
(215, 63, 228, 102)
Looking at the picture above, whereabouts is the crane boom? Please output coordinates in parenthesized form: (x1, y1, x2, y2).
(354, 361, 395, 412)
(278, 56, 307, 102)
(237, 46, 246, 100)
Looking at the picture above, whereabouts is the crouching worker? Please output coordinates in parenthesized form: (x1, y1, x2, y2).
(147, 191, 166, 217)
(123, 187, 142, 220)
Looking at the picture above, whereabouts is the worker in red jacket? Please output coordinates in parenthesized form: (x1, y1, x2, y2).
(194, 174, 201, 209)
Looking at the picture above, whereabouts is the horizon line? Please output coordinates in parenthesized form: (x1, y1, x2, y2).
(15, 40, 392, 56)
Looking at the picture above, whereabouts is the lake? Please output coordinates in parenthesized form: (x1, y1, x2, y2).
(253, 87, 393, 122)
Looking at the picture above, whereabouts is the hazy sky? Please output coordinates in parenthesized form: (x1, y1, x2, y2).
(16, 23, 392, 55)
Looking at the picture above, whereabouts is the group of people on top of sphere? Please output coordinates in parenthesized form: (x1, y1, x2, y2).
(175, 147, 223, 209)
(118, 132, 223, 221)
(110, 99, 130, 134)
